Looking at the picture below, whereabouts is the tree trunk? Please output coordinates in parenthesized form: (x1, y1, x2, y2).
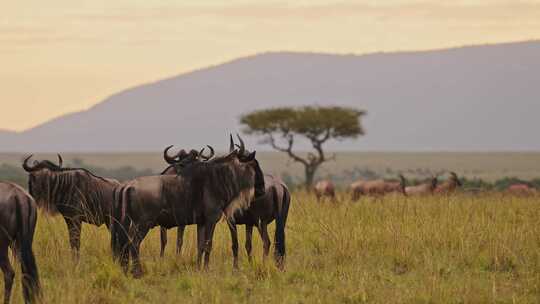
(304, 165, 317, 189)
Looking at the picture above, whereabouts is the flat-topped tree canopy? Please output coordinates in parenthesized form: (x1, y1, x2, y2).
(240, 106, 366, 187)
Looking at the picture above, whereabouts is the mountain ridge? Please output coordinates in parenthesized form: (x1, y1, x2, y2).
(2, 40, 539, 152)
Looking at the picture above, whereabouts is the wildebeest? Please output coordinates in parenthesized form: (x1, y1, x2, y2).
(111, 140, 266, 276)
(313, 180, 335, 202)
(23, 155, 120, 258)
(434, 172, 462, 194)
(158, 145, 214, 257)
(0, 182, 40, 304)
(227, 136, 290, 269)
(350, 175, 406, 201)
(405, 176, 438, 196)
(506, 183, 537, 196)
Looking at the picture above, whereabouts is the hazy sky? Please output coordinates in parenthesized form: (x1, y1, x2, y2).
(1, 0, 539, 131)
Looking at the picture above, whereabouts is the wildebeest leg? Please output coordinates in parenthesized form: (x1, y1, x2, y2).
(256, 223, 271, 261)
(0, 242, 14, 304)
(176, 226, 185, 256)
(130, 225, 149, 278)
(65, 217, 82, 260)
(227, 221, 239, 269)
(203, 222, 217, 270)
(120, 246, 129, 274)
(159, 227, 167, 258)
(196, 224, 205, 269)
(245, 225, 254, 263)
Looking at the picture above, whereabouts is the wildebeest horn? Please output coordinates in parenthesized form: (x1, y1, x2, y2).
(57, 154, 63, 168)
(236, 134, 245, 155)
(229, 134, 234, 152)
(22, 154, 36, 172)
(200, 145, 215, 161)
(163, 145, 179, 164)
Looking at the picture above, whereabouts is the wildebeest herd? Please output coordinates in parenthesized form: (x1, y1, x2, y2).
(0, 135, 290, 303)
(315, 171, 463, 201)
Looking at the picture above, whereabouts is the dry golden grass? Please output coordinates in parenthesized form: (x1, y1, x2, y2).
(3, 191, 540, 303)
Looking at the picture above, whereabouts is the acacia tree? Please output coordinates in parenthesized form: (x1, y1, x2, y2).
(240, 106, 365, 187)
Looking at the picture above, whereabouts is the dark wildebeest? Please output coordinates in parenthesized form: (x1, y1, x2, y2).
(111, 141, 265, 276)
(506, 184, 537, 196)
(350, 175, 406, 201)
(313, 180, 335, 202)
(405, 176, 438, 196)
(0, 182, 40, 304)
(158, 145, 214, 257)
(434, 172, 462, 194)
(23, 155, 120, 258)
(227, 136, 290, 269)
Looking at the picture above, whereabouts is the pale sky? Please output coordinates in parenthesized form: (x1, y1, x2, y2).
(1, 0, 539, 131)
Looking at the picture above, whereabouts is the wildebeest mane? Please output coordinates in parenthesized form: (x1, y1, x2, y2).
(32, 160, 113, 184)
(160, 165, 175, 175)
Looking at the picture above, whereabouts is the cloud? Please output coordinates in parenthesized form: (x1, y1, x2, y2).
(1, 1, 539, 48)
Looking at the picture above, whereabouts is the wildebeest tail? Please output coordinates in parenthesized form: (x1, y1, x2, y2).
(111, 185, 131, 261)
(15, 195, 41, 302)
(274, 184, 290, 268)
(111, 186, 123, 259)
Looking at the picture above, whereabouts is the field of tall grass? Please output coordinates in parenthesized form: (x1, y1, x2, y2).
(6, 191, 540, 303)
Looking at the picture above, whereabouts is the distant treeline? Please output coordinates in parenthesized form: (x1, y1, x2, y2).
(1, 160, 538, 191)
(0, 158, 154, 188)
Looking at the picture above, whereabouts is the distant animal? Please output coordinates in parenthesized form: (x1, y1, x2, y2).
(111, 138, 266, 276)
(23, 154, 120, 258)
(350, 175, 406, 201)
(434, 172, 462, 194)
(158, 145, 214, 257)
(0, 182, 40, 304)
(227, 136, 290, 269)
(506, 184, 537, 196)
(405, 176, 438, 196)
(314, 180, 336, 202)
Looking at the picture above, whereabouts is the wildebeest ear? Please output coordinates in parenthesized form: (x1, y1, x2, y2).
(244, 151, 256, 161)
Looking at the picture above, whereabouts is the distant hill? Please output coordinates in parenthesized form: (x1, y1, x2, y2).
(2, 40, 539, 152)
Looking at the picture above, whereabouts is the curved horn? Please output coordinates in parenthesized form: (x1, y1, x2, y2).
(236, 134, 245, 155)
(22, 154, 36, 172)
(229, 134, 234, 152)
(57, 154, 63, 168)
(200, 145, 215, 161)
(163, 145, 178, 164)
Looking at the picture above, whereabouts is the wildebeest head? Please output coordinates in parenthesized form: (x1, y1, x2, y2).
(162, 145, 215, 174)
(23, 154, 118, 221)
(23, 154, 63, 213)
(163, 145, 214, 165)
(230, 134, 265, 198)
(449, 172, 462, 187)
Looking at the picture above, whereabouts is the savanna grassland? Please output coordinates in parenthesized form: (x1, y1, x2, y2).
(6, 191, 540, 303)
